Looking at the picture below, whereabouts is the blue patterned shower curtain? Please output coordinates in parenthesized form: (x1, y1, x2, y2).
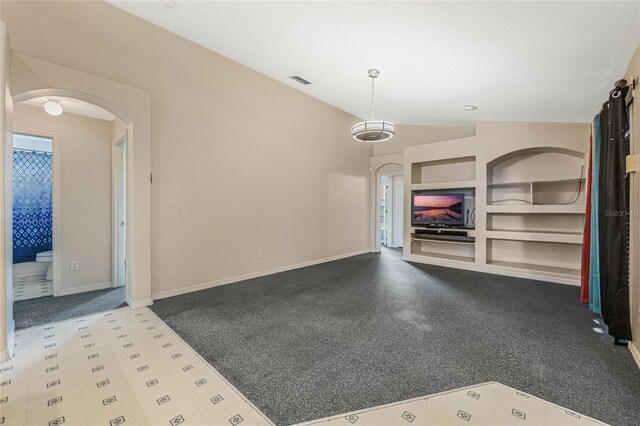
(12, 150, 53, 264)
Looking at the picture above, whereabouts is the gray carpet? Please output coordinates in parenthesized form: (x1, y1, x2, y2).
(13, 286, 127, 330)
(150, 249, 640, 426)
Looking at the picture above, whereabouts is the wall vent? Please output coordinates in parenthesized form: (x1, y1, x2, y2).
(289, 76, 312, 85)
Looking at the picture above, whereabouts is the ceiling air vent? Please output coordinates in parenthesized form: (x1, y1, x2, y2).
(290, 76, 312, 85)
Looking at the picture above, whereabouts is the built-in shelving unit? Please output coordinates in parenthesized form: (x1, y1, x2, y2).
(410, 181, 476, 191)
(403, 124, 589, 286)
(484, 147, 585, 282)
(410, 239, 475, 263)
(487, 260, 580, 279)
(486, 178, 585, 188)
(411, 156, 476, 185)
(485, 230, 583, 244)
(407, 156, 477, 264)
(485, 204, 585, 214)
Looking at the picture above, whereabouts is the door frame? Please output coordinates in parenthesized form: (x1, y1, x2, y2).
(392, 175, 404, 248)
(112, 135, 126, 288)
(369, 158, 404, 253)
(379, 172, 403, 249)
(12, 128, 61, 296)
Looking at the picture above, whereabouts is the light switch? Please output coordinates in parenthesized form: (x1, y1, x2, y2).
(626, 154, 638, 173)
(163, 196, 175, 206)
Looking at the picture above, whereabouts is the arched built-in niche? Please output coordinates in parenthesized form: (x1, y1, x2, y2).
(487, 147, 586, 206)
(485, 146, 586, 281)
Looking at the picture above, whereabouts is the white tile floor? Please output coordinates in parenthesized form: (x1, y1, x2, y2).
(0, 307, 273, 426)
(298, 382, 607, 426)
(0, 307, 608, 426)
(13, 274, 53, 301)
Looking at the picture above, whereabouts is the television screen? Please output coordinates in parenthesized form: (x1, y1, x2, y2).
(411, 192, 465, 226)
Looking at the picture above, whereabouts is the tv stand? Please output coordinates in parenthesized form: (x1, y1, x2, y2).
(411, 231, 475, 245)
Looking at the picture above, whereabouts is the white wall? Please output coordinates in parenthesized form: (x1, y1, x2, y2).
(0, 1, 373, 300)
(13, 103, 113, 294)
(373, 124, 476, 156)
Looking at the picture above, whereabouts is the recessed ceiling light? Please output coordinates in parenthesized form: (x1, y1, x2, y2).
(44, 99, 63, 116)
(464, 105, 478, 111)
(163, 0, 176, 8)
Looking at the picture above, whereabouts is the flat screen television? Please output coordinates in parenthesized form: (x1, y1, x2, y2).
(411, 191, 465, 227)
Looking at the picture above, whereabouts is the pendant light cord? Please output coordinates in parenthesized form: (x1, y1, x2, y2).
(370, 76, 376, 120)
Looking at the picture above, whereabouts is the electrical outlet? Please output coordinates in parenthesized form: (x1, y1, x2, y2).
(70, 261, 80, 271)
(163, 196, 175, 206)
(258, 250, 264, 259)
(353, 237, 358, 245)
(547, 244, 554, 251)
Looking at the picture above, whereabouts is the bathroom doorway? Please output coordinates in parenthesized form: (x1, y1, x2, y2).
(11, 133, 55, 301)
(8, 97, 129, 329)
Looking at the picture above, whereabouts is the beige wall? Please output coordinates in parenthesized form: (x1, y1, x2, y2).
(626, 44, 640, 365)
(13, 104, 113, 293)
(1, 21, 14, 362)
(0, 1, 373, 299)
(373, 124, 476, 156)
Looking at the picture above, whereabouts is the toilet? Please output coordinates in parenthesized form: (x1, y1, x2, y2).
(36, 251, 53, 280)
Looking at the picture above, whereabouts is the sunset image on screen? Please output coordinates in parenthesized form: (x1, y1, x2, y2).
(412, 194, 463, 224)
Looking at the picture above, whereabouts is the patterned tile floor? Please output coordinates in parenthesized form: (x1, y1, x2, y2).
(0, 307, 273, 426)
(298, 382, 607, 426)
(13, 274, 52, 301)
(0, 307, 608, 426)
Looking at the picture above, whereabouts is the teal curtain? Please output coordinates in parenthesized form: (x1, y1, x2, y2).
(589, 116, 601, 315)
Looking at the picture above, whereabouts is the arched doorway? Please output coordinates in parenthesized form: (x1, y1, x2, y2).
(8, 95, 129, 324)
(1, 42, 152, 362)
(370, 159, 404, 252)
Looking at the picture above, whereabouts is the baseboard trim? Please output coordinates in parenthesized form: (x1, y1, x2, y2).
(127, 296, 153, 309)
(402, 254, 580, 286)
(630, 342, 640, 370)
(152, 249, 372, 300)
(57, 281, 112, 296)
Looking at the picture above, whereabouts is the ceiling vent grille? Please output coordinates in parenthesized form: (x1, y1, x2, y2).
(289, 76, 312, 85)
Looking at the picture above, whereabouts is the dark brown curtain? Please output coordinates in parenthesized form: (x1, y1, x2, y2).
(597, 86, 632, 341)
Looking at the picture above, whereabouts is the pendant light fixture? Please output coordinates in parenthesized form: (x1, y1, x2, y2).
(351, 69, 395, 142)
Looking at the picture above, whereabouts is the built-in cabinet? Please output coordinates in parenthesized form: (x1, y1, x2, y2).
(403, 122, 590, 285)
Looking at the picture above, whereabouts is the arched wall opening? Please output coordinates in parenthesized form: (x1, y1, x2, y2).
(369, 158, 404, 252)
(1, 51, 152, 360)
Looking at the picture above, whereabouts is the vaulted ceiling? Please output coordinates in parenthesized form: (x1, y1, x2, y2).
(109, 1, 640, 126)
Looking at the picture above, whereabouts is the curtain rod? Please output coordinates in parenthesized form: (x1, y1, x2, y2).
(13, 148, 52, 154)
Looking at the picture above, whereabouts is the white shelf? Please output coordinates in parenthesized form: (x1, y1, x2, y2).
(410, 251, 475, 263)
(412, 237, 475, 245)
(487, 178, 585, 188)
(486, 230, 583, 244)
(486, 260, 580, 278)
(410, 181, 476, 191)
(485, 204, 585, 214)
